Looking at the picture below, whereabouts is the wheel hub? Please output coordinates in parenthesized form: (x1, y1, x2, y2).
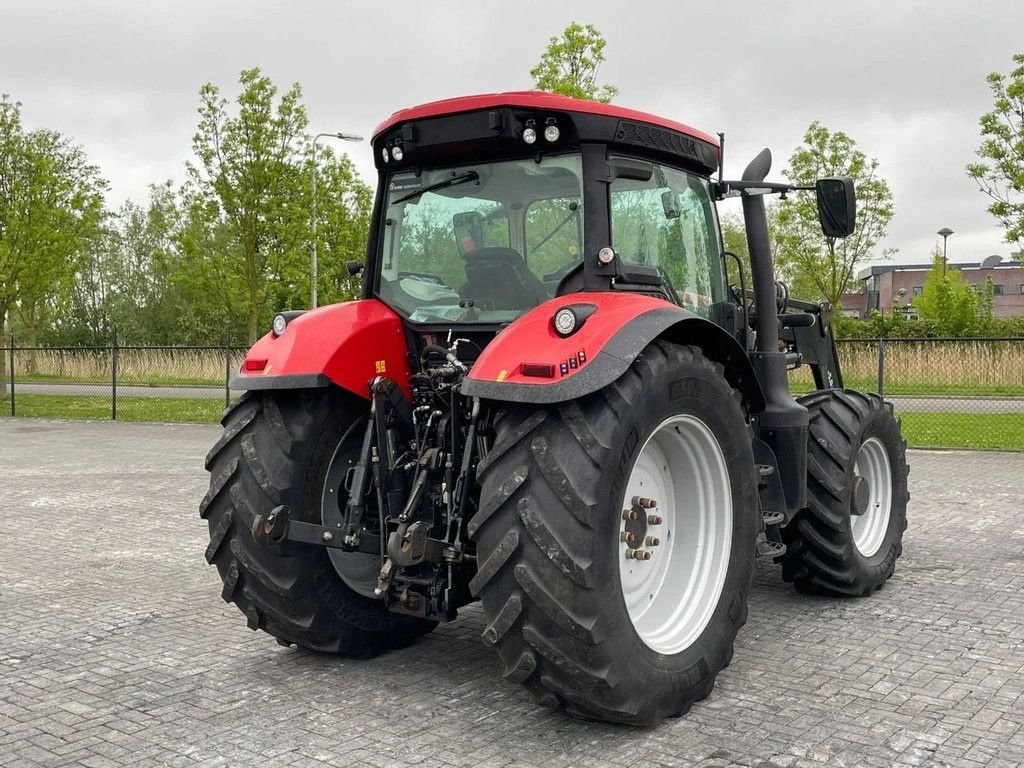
(620, 497, 662, 560)
(322, 431, 381, 599)
(850, 474, 870, 516)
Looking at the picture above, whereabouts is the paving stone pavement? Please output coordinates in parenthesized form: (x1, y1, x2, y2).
(1, 418, 1023, 768)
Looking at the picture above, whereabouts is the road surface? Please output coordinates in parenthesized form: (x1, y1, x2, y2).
(2, 418, 1022, 767)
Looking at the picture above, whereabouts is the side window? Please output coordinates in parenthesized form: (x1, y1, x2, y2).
(610, 164, 724, 317)
(525, 197, 583, 281)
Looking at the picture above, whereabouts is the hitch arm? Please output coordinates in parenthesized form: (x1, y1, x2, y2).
(252, 506, 381, 554)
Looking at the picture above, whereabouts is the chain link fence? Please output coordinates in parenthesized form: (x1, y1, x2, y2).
(1, 338, 247, 424)
(789, 337, 1024, 450)
(3, 336, 1023, 450)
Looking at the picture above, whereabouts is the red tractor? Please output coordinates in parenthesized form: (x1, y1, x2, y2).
(201, 92, 909, 725)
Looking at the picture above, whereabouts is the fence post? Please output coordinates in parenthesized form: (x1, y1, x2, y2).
(224, 345, 231, 410)
(9, 334, 15, 417)
(877, 334, 886, 399)
(111, 329, 118, 421)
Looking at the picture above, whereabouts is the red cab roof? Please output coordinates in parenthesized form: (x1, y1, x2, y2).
(372, 90, 718, 147)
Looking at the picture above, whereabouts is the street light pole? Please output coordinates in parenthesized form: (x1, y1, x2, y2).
(311, 131, 363, 308)
(937, 227, 954, 278)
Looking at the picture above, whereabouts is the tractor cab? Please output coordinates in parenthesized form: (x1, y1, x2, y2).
(368, 92, 731, 336)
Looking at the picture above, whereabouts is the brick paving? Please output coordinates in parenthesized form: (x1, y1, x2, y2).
(1, 418, 1023, 767)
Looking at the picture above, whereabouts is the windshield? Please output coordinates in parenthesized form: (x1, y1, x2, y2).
(376, 154, 583, 323)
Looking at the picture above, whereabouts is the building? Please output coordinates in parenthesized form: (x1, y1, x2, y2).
(839, 254, 1024, 319)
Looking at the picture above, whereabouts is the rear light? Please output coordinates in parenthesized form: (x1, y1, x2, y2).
(521, 363, 555, 378)
(243, 358, 268, 372)
(553, 307, 577, 336)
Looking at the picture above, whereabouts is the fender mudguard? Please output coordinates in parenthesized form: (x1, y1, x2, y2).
(461, 292, 765, 412)
(232, 299, 412, 399)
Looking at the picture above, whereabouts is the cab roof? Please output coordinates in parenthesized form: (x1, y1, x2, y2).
(373, 90, 719, 148)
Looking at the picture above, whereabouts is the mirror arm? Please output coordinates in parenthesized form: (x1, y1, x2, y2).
(716, 180, 815, 198)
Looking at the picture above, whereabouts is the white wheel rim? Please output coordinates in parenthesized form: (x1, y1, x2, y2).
(618, 414, 733, 655)
(852, 437, 893, 557)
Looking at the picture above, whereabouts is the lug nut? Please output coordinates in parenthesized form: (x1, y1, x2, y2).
(321, 531, 334, 542)
(632, 497, 657, 509)
(627, 548, 652, 561)
(645, 536, 660, 547)
(648, 515, 663, 525)
(620, 532, 636, 544)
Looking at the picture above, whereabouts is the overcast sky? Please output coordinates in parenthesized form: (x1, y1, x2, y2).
(3, 0, 1022, 267)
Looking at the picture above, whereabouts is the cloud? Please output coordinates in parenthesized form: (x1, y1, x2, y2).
(3, 0, 1023, 263)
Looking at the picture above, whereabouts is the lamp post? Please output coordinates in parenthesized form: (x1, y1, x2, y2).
(312, 131, 363, 308)
(937, 227, 953, 278)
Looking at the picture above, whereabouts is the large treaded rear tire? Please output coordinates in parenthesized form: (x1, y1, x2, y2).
(780, 390, 909, 596)
(200, 389, 434, 655)
(471, 342, 758, 725)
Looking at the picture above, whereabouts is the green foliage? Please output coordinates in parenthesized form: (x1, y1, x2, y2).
(530, 22, 618, 102)
(966, 53, 1024, 247)
(180, 68, 370, 343)
(0, 94, 107, 385)
(912, 252, 985, 336)
(774, 122, 895, 309)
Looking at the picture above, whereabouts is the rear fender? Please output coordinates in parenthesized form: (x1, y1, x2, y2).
(233, 299, 412, 399)
(461, 292, 764, 412)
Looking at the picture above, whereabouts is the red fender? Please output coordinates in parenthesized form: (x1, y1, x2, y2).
(234, 299, 412, 400)
(461, 292, 764, 410)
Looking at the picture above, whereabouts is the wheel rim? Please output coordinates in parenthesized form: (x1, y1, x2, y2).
(852, 436, 893, 557)
(321, 425, 381, 599)
(618, 414, 733, 655)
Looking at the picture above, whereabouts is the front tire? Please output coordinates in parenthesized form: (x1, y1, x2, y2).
(471, 342, 758, 725)
(780, 390, 909, 596)
(200, 389, 434, 655)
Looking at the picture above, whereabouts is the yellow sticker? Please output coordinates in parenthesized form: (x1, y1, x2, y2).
(375, 360, 387, 373)
(263, 363, 272, 375)
(496, 369, 508, 382)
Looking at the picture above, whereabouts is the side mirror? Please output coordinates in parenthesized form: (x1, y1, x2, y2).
(815, 177, 856, 238)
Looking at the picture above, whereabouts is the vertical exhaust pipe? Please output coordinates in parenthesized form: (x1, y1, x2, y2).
(740, 148, 778, 354)
(740, 148, 808, 513)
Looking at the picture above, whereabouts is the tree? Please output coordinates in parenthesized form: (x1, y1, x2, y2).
(179, 68, 371, 343)
(530, 22, 618, 103)
(0, 94, 106, 388)
(912, 250, 982, 336)
(773, 122, 895, 311)
(967, 53, 1024, 248)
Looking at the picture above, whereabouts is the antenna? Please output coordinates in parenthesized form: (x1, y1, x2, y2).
(718, 132, 725, 182)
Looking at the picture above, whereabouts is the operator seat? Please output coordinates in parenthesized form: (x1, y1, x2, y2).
(462, 247, 549, 311)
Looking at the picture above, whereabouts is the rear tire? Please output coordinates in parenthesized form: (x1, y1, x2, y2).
(780, 390, 909, 596)
(200, 389, 434, 655)
(471, 342, 758, 725)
